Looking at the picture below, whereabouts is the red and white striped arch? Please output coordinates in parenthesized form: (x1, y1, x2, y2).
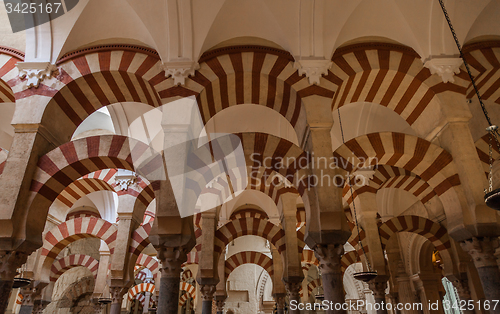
(42, 217, 117, 259)
(128, 282, 155, 301)
(301, 249, 319, 266)
(341, 251, 360, 274)
(225, 251, 273, 279)
(29, 135, 154, 232)
(187, 133, 310, 212)
(214, 217, 286, 255)
(0, 47, 24, 103)
(342, 165, 438, 212)
(334, 132, 461, 212)
(128, 221, 153, 260)
(135, 253, 160, 281)
(462, 41, 500, 103)
(300, 278, 323, 298)
(57, 178, 116, 208)
(378, 215, 451, 251)
(229, 208, 269, 221)
(82, 169, 117, 184)
(181, 269, 193, 282)
(184, 250, 200, 266)
(331, 43, 469, 127)
(15, 45, 163, 127)
(159, 46, 337, 139)
(179, 282, 196, 307)
(135, 293, 155, 309)
(50, 254, 99, 282)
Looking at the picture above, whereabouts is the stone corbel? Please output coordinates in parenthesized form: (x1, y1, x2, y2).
(17, 62, 57, 88)
(163, 60, 200, 86)
(423, 57, 463, 83)
(294, 58, 332, 85)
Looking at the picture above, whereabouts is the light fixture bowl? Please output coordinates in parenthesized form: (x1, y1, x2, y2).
(315, 294, 325, 301)
(485, 188, 500, 210)
(12, 278, 31, 289)
(353, 271, 378, 283)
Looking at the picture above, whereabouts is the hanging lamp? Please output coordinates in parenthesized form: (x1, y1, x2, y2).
(12, 264, 31, 289)
(336, 106, 377, 283)
(438, 0, 500, 210)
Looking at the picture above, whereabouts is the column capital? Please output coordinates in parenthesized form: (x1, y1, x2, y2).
(314, 243, 344, 274)
(283, 279, 302, 300)
(109, 286, 127, 304)
(199, 284, 216, 301)
(20, 285, 37, 306)
(17, 62, 57, 88)
(273, 293, 286, 309)
(215, 295, 226, 311)
(368, 278, 388, 299)
(0, 250, 29, 280)
(157, 246, 188, 277)
(460, 237, 499, 268)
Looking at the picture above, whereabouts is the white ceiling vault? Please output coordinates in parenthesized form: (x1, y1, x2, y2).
(2, 0, 498, 64)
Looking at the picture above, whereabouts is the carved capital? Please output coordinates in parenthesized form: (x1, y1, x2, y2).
(163, 60, 200, 86)
(460, 237, 499, 268)
(368, 279, 388, 299)
(274, 293, 286, 309)
(17, 62, 57, 88)
(157, 247, 187, 277)
(200, 284, 216, 301)
(314, 243, 344, 274)
(32, 300, 49, 314)
(452, 278, 471, 300)
(215, 296, 226, 311)
(109, 286, 126, 304)
(20, 285, 37, 306)
(423, 57, 463, 83)
(0, 250, 29, 280)
(294, 58, 332, 85)
(284, 280, 302, 300)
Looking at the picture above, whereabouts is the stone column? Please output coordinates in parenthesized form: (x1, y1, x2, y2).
(214, 295, 226, 314)
(368, 276, 389, 314)
(461, 237, 500, 314)
(284, 280, 302, 314)
(109, 286, 126, 314)
(395, 261, 420, 314)
(156, 247, 187, 314)
(314, 244, 345, 314)
(200, 284, 216, 314)
(143, 291, 151, 313)
(274, 293, 286, 314)
(0, 251, 29, 313)
(451, 277, 474, 314)
(410, 273, 444, 314)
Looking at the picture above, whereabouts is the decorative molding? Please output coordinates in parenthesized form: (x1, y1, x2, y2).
(294, 58, 332, 85)
(423, 57, 463, 83)
(163, 60, 200, 86)
(17, 62, 57, 88)
(462, 40, 500, 54)
(57, 44, 160, 64)
(0, 46, 25, 60)
(332, 42, 420, 61)
(199, 45, 294, 63)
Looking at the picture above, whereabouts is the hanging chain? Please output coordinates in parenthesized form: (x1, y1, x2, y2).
(438, 0, 500, 192)
(337, 109, 373, 272)
(437, 0, 493, 126)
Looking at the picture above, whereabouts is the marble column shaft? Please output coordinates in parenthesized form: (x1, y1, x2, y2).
(156, 247, 186, 314)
